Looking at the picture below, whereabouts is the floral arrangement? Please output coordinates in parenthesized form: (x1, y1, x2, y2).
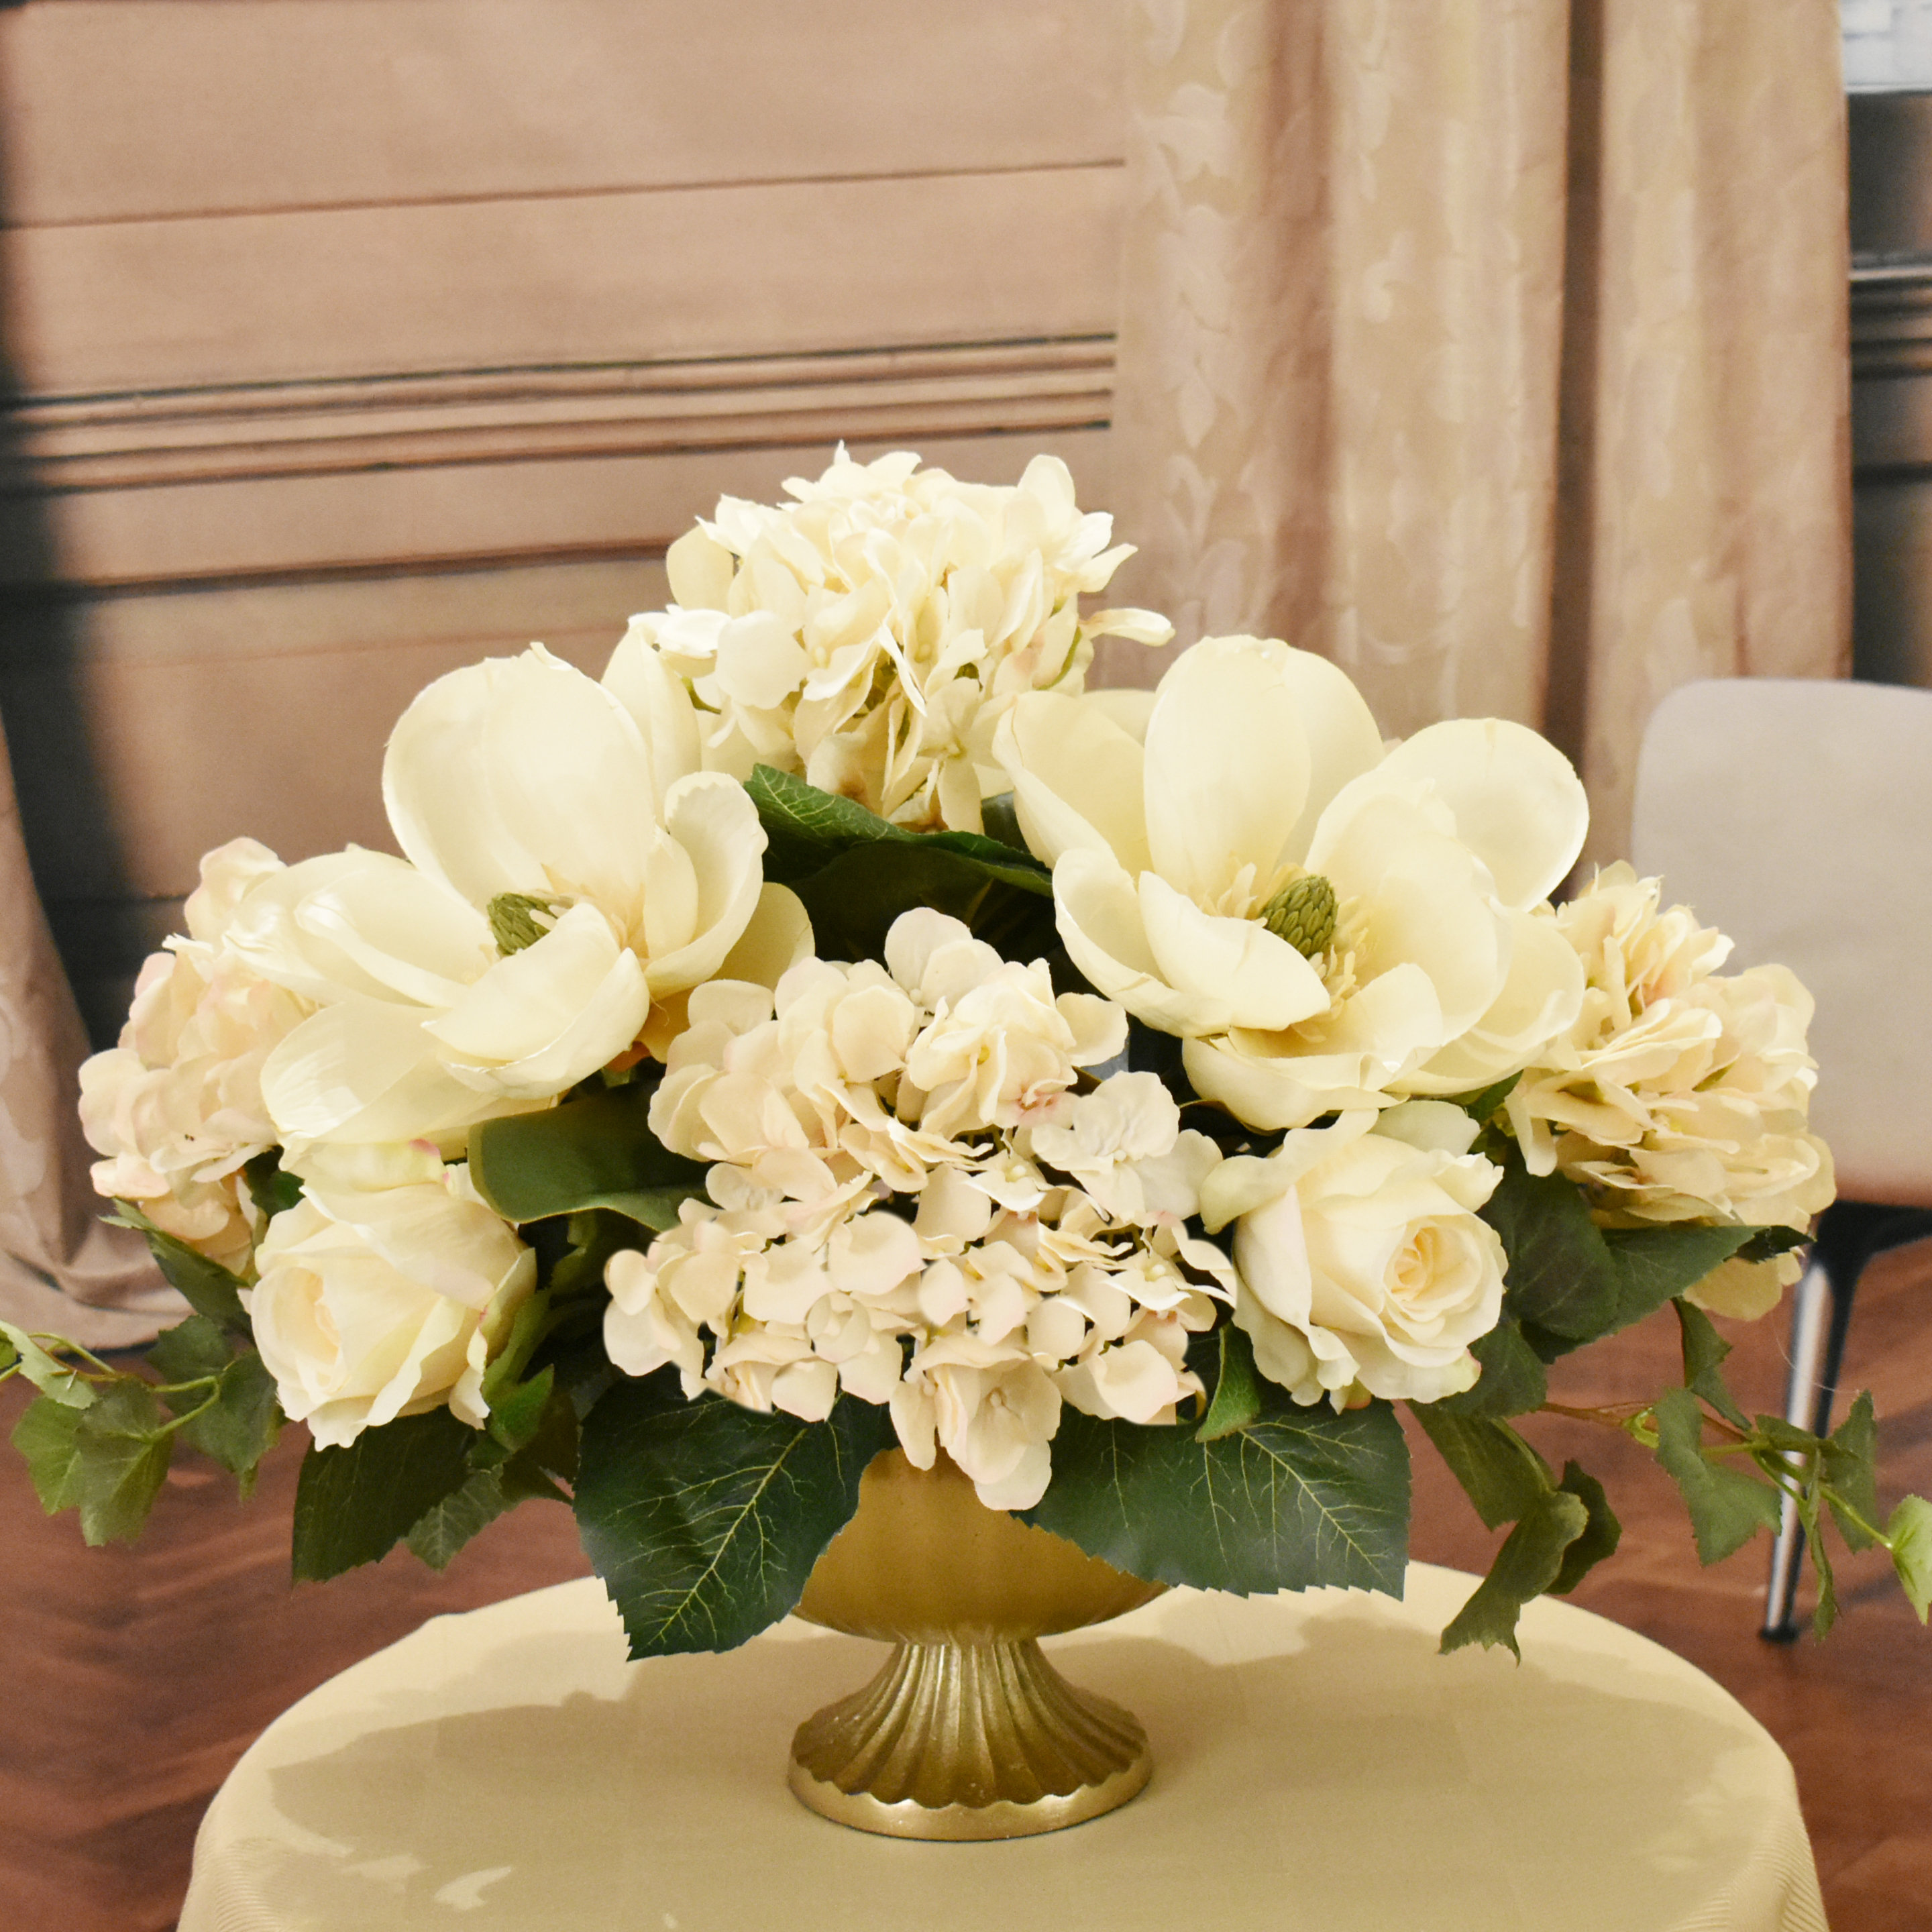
(7, 449, 1927, 1659)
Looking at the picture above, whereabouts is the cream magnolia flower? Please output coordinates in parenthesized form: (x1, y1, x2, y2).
(78, 839, 311, 1272)
(998, 635, 1590, 1130)
(250, 1144, 536, 1448)
(227, 645, 791, 1150)
(1202, 1105, 1508, 1407)
(619, 447, 1171, 833)
(1505, 865, 1835, 1316)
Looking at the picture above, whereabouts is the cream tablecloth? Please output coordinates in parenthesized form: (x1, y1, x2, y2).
(178, 1564, 1826, 1932)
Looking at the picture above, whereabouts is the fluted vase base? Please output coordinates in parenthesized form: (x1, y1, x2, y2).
(788, 1634, 1150, 1840)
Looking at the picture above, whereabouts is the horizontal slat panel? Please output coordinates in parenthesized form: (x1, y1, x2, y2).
(1, 167, 1122, 394)
(0, 0, 1123, 225)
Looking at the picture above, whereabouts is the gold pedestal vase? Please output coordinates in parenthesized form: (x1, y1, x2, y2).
(789, 1450, 1163, 1840)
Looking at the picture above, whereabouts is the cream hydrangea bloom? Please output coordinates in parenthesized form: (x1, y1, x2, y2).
(604, 910, 1230, 1509)
(250, 1142, 536, 1448)
(78, 839, 311, 1272)
(1505, 865, 1835, 1318)
(224, 645, 793, 1152)
(1201, 1104, 1509, 1407)
(617, 447, 1171, 833)
(997, 635, 1591, 1131)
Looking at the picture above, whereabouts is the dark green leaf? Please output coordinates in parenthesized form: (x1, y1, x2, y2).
(1196, 1324, 1263, 1441)
(1411, 1409, 1551, 1531)
(1652, 1387, 1782, 1564)
(11, 1393, 87, 1511)
(0, 1330, 16, 1374)
(1430, 1320, 1548, 1417)
(241, 1150, 303, 1223)
(147, 1314, 233, 1393)
(1823, 1391, 1882, 1554)
(468, 1087, 709, 1231)
(1439, 1488, 1591, 1658)
(1886, 1495, 1931, 1621)
(0, 1320, 97, 1408)
(1603, 1224, 1761, 1333)
(979, 791, 1028, 853)
(1753, 1414, 1819, 1454)
(788, 841, 1057, 968)
(1024, 1395, 1410, 1598)
(1481, 1160, 1618, 1342)
(179, 1353, 283, 1495)
(70, 1381, 174, 1545)
(1443, 1071, 1521, 1126)
(291, 1408, 478, 1581)
(1734, 1225, 1810, 1265)
(574, 1379, 897, 1657)
(405, 1468, 514, 1570)
(1548, 1461, 1621, 1595)
(1674, 1299, 1749, 1430)
(109, 1204, 250, 1329)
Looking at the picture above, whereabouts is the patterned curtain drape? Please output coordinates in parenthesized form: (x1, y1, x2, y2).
(0, 716, 172, 1342)
(1098, 0, 1851, 863)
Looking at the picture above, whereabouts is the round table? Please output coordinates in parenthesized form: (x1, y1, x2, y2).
(178, 1565, 1825, 1932)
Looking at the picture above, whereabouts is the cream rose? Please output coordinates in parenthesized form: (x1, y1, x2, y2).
(1202, 1106, 1508, 1407)
(996, 635, 1589, 1130)
(78, 838, 311, 1273)
(250, 1146, 535, 1448)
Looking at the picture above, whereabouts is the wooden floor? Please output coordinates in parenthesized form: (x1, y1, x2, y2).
(3, 1241, 1929, 1931)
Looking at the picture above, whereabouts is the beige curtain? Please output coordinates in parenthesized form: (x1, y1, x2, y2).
(1100, 0, 1851, 863)
(0, 717, 173, 1345)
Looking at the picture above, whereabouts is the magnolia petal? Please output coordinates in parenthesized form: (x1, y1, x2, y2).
(1142, 637, 1313, 904)
(292, 851, 494, 1010)
(712, 884, 814, 991)
(1336, 717, 1589, 910)
(603, 621, 704, 808)
(1185, 1032, 1395, 1131)
(1085, 686, 1156, 743)
(223, 852, 406, 1004)
(641, 773, 767, 995)
(1052, 849, 1219, 1037)
(1138, 871, 1331, 1034)
(445, 949, 649, 1102)
(426, 904, 628, 1062)
(995, 692, 1150, 872)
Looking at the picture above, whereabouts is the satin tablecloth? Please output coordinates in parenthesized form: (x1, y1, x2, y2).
(178, 1563, 1826, 1932)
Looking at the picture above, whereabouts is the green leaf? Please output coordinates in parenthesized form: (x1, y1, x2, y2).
(468, 1087, 710, 1231)
(179, 1353, 283, 1495)
(1652, 1387, 1782, 1564)
(1430, 1320, 1548, 1417)
(147, 1314, 233, 1393)
(405, 1467, 514, 1570)
(1822, 1391, 1882, 1554)
(291, 1407, 478, 1581)
(70, 1381, 174, 1545)
(484, 1365, 555, 1455)
(0, 1330, 16, 1374)
(1481, 1161, 1618, 1342)
(1439, 1487, 1591, 1658)
(241, 1149, 303, 1223)
(1196, 1324, 1263, 1441)
(1603, 1224, 1762, 1333)
(1674, 1299, 1749, 1430)
(1411, 1409, 1551, 1531)
(1024, 1395, 1411, 1598)
(574, 1378, 897, 1657)
(1886, 1495, 1932, 1621)
(1803, 1485, 1839, 1640)
(11, 1393, 87, 1511)
(1443, 1071, 1521, 1126)
(979, 791, 1028, 853)
(1548, 1460, 1622, 1595)
(0, 1320, 97, 1409)
(109, 1203, 250, 1329)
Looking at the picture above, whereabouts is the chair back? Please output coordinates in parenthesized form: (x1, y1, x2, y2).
(1629, 677, 1932, 1209)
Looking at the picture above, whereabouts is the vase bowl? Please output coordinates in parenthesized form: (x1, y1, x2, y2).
(788, 1449, 1163, 1840)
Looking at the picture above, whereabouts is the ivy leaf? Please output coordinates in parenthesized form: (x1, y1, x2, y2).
(1822, 1392, 1882, 1554)
(1548, 1460, 1622, 1595)
(1886, 1495, 1932, 1621)
(147, 1314, 233, 1393)
(1652, 1387, 1782, 1564)
(1429, 1320, 1548, 1418)
(0, 1320, 97, 1409)
(291, 1408, 478, 1581)
(1479, 1161, 1618, 1342)
(1023, 1395, 1410, 1598)
(468, 1087, 709, 1232)
(107, 1204, 250, 1330)
(1674, 1299, 1749, 1430)
(1196, 1324, 1263, 1441)
(11, 1393, 87, 1511)
(1411, 1409, 1550, 1531)
(179, 1353, 284, 1495)
(1438, 1487, 1591, 1658)
(1805, 1488, 1839, 1640)
(69, 1382, 174, 1545)
(574, 1377, 896, 1658)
